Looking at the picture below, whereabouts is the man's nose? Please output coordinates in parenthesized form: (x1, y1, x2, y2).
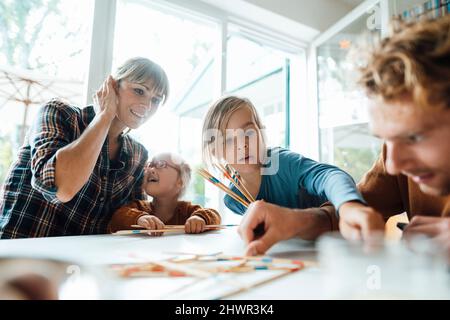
(385, 142, 410, 175)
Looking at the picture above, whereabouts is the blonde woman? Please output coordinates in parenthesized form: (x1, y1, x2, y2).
(0, 57, 169, 238)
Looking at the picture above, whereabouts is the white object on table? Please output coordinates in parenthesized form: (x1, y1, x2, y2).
(0, 227, 322, 299)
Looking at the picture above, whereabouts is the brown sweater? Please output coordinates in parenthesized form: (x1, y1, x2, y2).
(108, 200, 221, 233)
(358, 145, 450, 221)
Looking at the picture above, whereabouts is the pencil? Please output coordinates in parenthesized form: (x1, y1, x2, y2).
(129, 257, 212, 278)
(197, 168, 250, 207)
(114, 225, 236, 235)
(198, 168, 240, 201)
(198, 168, 250, 206)
(224, 163, 256, 202)
(114, 228, 222, 235)
(214, 163, 255, 203)
(113, 229, 182, 235)
(130, 224, 238, 229)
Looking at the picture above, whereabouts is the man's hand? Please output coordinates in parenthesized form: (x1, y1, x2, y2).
(237, 200, 308, 256)
(404, 216, 450, 256)
(339, 201, 385, 241)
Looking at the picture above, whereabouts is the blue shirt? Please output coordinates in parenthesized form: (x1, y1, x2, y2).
(224, 147, 364, 215)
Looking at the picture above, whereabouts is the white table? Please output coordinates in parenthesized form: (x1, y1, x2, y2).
(0, 227, 326, 299)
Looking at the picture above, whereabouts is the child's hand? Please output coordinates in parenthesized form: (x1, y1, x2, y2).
(185, 216, 206, 234)
(137, 215, 165, 236)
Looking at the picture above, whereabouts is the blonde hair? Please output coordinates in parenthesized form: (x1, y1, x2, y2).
(114, 57, 169, 104)
(152, 153, 191, 198)
(359, 15, 450, 109)
(201, 96, 265, 169)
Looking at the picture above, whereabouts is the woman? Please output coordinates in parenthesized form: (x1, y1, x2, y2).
(0, 57, 169, 239)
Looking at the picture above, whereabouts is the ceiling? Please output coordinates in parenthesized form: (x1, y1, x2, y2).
(337, 0, 365, 7)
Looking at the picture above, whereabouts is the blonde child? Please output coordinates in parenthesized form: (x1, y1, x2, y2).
(202, 96, 375, 253)
(109, 153, 221, 235)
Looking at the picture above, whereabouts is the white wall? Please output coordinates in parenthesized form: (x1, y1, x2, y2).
(201, 0, 361, 38)
(199, 0, 319, 43)
(244, 0, 358, 31)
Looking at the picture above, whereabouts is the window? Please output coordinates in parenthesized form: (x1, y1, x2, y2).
(113, 0, 221, 208)
(113, 1, 301, 216)
(0, 0, 94, 185)
(0, 0, 305, 220)
(316, 7, 382, 182)
(226, 30, 291, 148)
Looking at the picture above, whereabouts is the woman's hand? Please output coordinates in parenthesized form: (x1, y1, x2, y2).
(137, 215, 165, 236)
(93, 75, 119, 121)
(54, 76, 121, 203)
(185, 216, 206, 234)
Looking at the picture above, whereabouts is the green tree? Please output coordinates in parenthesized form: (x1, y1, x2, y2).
(0, 0, 60, 69)
(334, 146, 380, 183)
(0, 0, 74, 186)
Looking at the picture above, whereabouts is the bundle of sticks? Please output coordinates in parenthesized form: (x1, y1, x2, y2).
(114, 224, 237, 235)
(197, 162, 255, 208)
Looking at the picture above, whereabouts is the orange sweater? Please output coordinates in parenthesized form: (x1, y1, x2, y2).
(108, 200, 221, 233)
(358, 145, 450, 221)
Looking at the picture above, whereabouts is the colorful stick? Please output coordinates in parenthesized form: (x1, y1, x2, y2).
(197, 168, 250, 207)
(130, 224, 238, 229)
(224, 163, 256, 202)
(114, 226, 226, 235)
(214, 163, 255, 204)
(113, 229, 181, 235)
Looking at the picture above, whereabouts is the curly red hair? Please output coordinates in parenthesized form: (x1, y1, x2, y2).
(359, 15, 450, 109)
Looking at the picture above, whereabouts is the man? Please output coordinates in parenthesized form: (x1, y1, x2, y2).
(342, 15, 450, 250)
(238, 16, 449, 256)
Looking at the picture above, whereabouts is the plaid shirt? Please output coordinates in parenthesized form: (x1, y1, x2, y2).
(0, 99, 148, 239)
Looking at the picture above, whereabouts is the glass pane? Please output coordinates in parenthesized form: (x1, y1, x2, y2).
(317, 4, 382, 182)
(226, 33, 289, 148)
(113, 0, 220, 206)
(0, 0, 94, 185)
(392, 0, 450, 21)
(320, 123, 381, 182)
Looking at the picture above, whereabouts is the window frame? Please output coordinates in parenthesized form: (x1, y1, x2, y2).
(307, 0, 394, 160)
(85, 0, 307, 149)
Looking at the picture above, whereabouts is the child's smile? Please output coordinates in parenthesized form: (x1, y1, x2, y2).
(147, 171, 160, 183)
